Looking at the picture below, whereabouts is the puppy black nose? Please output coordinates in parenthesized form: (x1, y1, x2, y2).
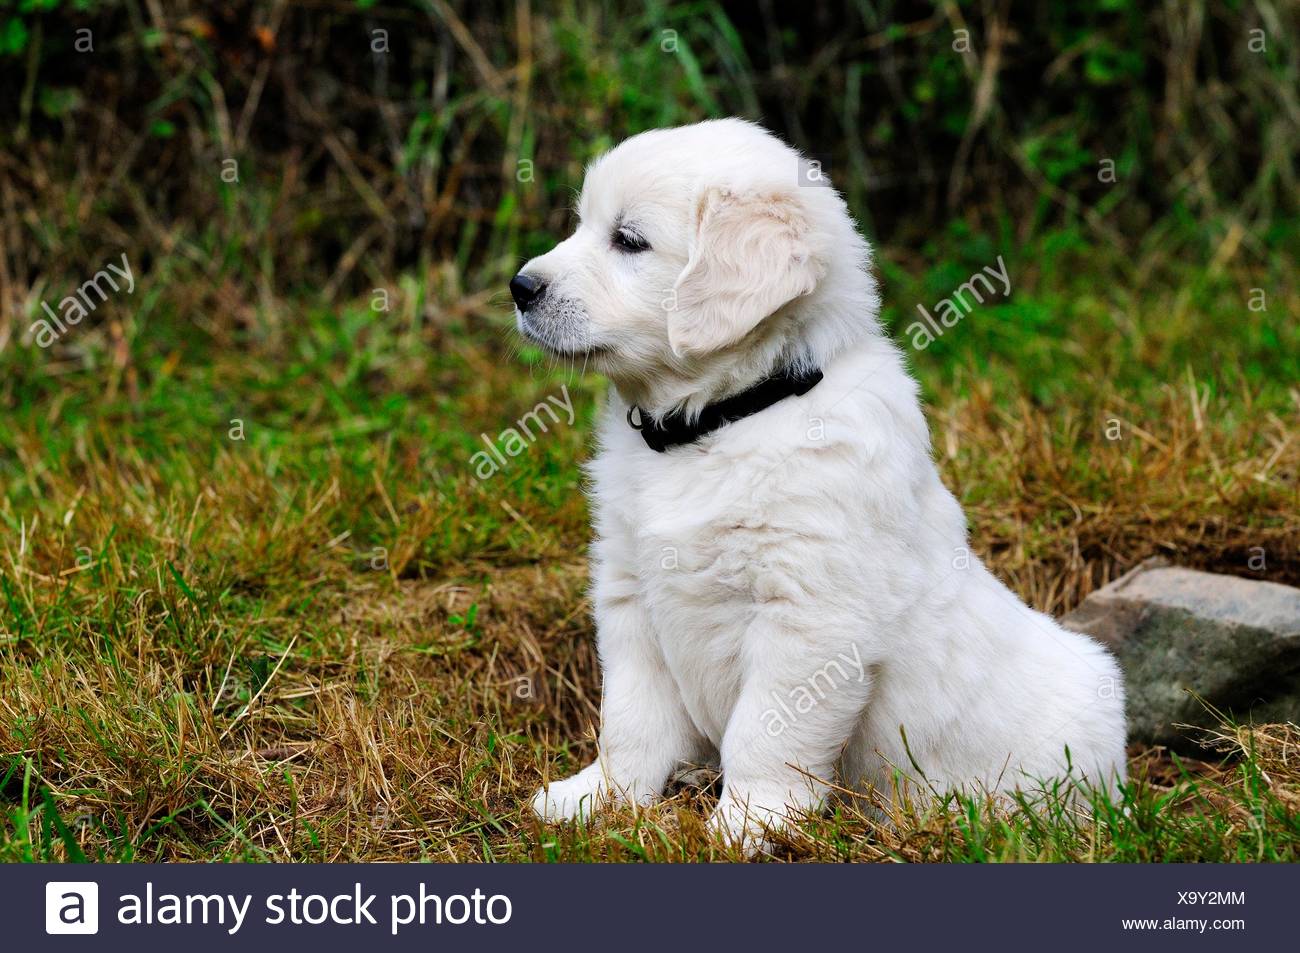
(509, 273, 545, 311)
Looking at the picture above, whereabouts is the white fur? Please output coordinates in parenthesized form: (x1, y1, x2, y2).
(517, 119, 1126, 848)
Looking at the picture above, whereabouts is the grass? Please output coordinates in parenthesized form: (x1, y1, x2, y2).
(0, 230, 1297, 862)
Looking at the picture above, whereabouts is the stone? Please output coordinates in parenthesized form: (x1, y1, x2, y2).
(1063, 561, 1300, 748)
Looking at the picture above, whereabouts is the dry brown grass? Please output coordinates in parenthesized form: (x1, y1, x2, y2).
(4, 385, 1296, 860)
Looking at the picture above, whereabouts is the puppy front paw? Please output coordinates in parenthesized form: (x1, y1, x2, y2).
(530, 764, 613, 822)
(707, 789, 790, 855)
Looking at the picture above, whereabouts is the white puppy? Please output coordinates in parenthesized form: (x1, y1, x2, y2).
(512, 119, 1126, 846)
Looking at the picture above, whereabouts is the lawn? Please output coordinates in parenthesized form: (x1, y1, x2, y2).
(1, 230, 1297, 862)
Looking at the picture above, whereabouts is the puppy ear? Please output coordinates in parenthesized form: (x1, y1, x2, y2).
(669, 186, 821, 358)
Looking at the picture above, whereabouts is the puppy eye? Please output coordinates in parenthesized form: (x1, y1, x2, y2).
(612, 227, 650, 253)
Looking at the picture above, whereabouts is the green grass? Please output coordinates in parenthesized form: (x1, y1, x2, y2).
(0, 233, 1297, 862)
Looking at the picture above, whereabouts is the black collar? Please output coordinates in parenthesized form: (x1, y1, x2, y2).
(627, 365, 824, 452)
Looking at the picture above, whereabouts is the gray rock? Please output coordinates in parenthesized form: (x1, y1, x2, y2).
(1063, 561, 1300, 747)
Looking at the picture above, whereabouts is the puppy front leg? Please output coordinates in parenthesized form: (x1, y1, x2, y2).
(532, 595, 702, 822)
(711, 628, 875, 849)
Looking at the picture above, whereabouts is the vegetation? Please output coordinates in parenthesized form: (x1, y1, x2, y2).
(0, 1, 1296, 861)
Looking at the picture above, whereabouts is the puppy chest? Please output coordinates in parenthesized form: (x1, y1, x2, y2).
(634, 518, 794, 744)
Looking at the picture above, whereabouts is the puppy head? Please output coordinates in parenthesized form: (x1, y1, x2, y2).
(511, 119, 835, 380)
